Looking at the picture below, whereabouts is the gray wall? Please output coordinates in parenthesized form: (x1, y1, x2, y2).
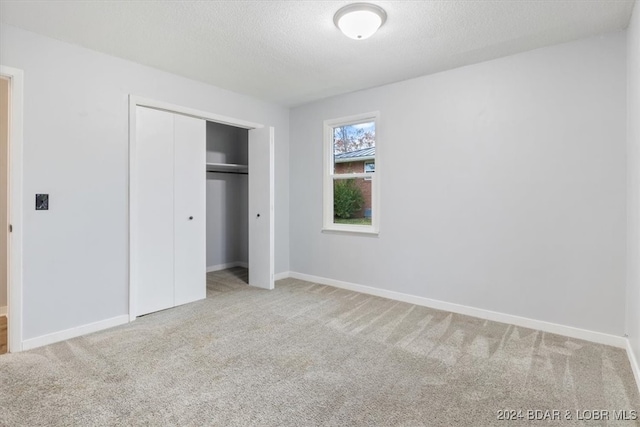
(206, 121, 248, 269)
(627, 2, 640, 376)
(0, 24, 289, 341)
(290, 32, 627, 336)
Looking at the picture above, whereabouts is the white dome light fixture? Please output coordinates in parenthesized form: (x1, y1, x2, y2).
(334, 3, 387, 40)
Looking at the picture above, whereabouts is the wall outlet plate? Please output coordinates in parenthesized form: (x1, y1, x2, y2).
(35, 194, 49, 210)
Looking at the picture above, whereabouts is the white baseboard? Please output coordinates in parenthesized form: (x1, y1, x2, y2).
(274, 271, 290, 281)
(0, 306, 6, 316)
(627, 340, 640, 394)
(207, 261, 248, 273)
(287, 271, 626, 349)
(22, 315, 130, 351)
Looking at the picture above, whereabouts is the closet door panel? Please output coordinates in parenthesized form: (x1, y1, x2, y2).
(248, 126, 274, 290)
(135, 107, 175, 316)
(174, 114, 206, 306)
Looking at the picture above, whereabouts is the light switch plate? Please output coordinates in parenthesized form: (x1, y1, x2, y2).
(36, 194, 49, 210)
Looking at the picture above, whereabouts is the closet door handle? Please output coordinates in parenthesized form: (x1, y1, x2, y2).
(189, 216, 194, 220)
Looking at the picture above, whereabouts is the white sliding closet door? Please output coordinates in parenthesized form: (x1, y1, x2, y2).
(174, 114, 206, 306)
(248, 126, 274, 290)
(134, 106, 206, 317)
(135, 107, 175, 315)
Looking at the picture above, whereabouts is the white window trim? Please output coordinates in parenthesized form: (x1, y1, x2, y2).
(323, 111, 380, 235)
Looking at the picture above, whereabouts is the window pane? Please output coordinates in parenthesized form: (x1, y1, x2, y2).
(364, 161, 375, 173)
(333, 121, 375, 175)
(333, 178, 372, 226)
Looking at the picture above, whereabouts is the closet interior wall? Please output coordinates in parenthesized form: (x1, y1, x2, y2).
(206, 121, 249, 274)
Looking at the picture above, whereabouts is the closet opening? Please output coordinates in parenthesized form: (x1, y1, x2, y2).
(129, 95, 274, 320)
(205, 121, 249, 285)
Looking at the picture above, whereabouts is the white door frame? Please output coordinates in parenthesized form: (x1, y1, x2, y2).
(1, 65, 24, 353)
(128, 95, 265, 321)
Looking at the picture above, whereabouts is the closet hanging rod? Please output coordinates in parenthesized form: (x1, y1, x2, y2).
(206, 170, 248, 175)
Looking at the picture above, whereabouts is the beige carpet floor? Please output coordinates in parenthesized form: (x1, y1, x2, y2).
(1, 267, 638, 426)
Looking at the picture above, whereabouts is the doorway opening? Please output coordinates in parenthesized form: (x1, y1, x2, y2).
(0, 76, 8, 355)
(0, 65, 24, 354)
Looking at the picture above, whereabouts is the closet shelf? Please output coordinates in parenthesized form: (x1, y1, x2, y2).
(206, 163, 248, 174)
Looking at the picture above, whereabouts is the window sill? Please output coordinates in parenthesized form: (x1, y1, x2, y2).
(321, 227, 379, 237)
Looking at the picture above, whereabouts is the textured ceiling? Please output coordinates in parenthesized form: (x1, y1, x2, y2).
(0, 0, 636, 106)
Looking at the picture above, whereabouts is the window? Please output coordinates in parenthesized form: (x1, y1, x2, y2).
(364, 160, 375, 181)
(323, 112, 379, 234)
(364, 160, 375, 174)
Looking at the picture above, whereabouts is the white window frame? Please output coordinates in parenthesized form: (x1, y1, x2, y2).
(323, 112, 380, 235)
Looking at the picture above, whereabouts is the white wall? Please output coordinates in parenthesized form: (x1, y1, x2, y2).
(290, 32, 627, 336)
(206, 121, 248, 269)
(0, 25, 289, 341)
(627, 1, 640, 377)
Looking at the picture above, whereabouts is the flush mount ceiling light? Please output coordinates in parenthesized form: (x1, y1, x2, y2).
(334, 3, 387, 40)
